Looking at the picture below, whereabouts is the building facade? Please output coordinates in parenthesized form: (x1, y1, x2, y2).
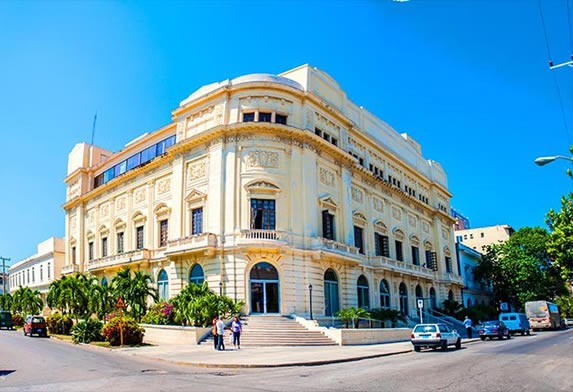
(9, 238, 65, 303)
(451, 208, 470, 231)
(456, 242, 493, 308)
(455, 224, 514, 254)
(62, 65, 463, 318)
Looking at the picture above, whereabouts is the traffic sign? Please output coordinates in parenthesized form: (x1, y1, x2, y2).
(417, 299, 424, 309)
(115, 296, 127, 309)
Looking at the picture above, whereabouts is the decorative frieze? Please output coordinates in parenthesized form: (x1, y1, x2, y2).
(392, 207, 402, 220)
(187, 158, 208, 185)
(246, 150, 279, 169)
(116, 196, 126, 211)
(319, 167, 335, 187)
(157, 178, 171, 195)
(100, 203, 109, 218)
(87, 209, 95, 225)
(373, 197, 384, 212)
(134, 188, 146, 204)
(351, 187, 364, 203)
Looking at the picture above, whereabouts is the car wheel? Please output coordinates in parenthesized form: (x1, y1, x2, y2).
(521, 331, 525, 336)
(526, 330, 531, 336)
(506, 333, 511, 339)
(455, 339, 461, 349)
(414, 346, 421, 352)
(441, 340, 448, 351)
(480, 336, 486, 341)
(23, 329, 26, 336)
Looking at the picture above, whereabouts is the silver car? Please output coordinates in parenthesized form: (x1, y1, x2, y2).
(410, 323, 462, 352)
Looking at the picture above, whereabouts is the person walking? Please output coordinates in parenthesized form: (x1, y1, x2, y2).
(463, 316, 473, 339)
(231, 316, 242, 350)
(212, 315, 219, 350)
(216, 316, 226, 351)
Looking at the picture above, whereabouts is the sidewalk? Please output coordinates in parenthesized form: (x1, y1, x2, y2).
(112, 338, 481, 368)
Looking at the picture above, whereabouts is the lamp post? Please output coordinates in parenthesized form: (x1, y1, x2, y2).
(219, 281, 223, 296)
(308, 283, 313, 320)
(534, 155, 573, 166)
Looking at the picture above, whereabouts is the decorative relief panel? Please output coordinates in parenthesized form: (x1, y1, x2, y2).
(408, 214, 417, 228)
(246, 150, 279, 169)
(87, 209, 95, 225)
(67, 180, 80, 200)
(351, 187, 364, 203)
(319, 167, 335, 187)
(422, 221, 430, 233)
(100, 203, 109, 218)
(442, 227, 449, 240)
(186, 158, 208, 185)
(373, 197, 384, 212)
(69, 215, 77, 230)
(116, 196, 126, 211)
(157, 178, 171, 195)
(392, 207, 402, 220)
(239, 96, 293, 112)
(134, 188, 146, 204)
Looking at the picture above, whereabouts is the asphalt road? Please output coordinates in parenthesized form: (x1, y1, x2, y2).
(1, 328, 572, 391)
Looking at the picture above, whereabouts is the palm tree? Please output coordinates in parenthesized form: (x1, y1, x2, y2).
(0, 293, 13, 311)
(336, 306, 371, 328)
(47, 274, 91, 322)
(12, 287, 43, 315)
(88, 282, 114, 320)
(111, 267, 157, 322)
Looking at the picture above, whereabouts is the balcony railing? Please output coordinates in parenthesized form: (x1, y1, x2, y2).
(61, 264, 79, 275)
(86, 249, 150, 271)
(369, 256, 434, 278)
(235, 230, 291, 247)
(165, 233, 218, 256)
(316, 238, 360, 256)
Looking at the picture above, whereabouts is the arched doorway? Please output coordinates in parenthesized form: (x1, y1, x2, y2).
(157, 269, 169, 300)
(429, 287, 437, 309)
(324, 269, 339, 317)
(380, 279, 391, 308)
(357, 275, 370, 309)
(250, 262, 280, 314)
(399, 282, 409, 316)
(101, 277, 108, 287)
(415, 284, 423, 309)
(448, 289, 454, 302)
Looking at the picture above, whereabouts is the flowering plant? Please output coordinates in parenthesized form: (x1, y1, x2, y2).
(141, 301, 175, 325)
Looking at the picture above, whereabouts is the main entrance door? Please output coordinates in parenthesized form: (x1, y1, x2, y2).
(250, 262, 280, 314)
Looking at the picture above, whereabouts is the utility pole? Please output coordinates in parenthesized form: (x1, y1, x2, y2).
(0, 257, 10, 295)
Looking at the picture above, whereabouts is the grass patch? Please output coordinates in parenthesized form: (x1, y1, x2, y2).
(50, 333, 73, 342)
(91, 341, 111, 348)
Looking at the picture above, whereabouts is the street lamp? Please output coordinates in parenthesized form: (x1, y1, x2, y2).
(308, 283, 313, 320)
(534, 155, 573, 166)
(219, 281, 223, 296)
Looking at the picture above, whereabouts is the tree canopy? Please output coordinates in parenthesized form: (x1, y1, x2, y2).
(546, 193, 573, 282)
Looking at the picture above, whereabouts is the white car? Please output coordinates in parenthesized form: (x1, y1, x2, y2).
(410, 323, 462, 352)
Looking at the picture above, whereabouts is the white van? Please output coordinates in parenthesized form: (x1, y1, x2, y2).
(499, 313, 530, 335)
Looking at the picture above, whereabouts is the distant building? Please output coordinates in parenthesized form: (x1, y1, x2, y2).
(455, 225, 514, 254)
(456, 241, 493, 308)
(8, 238, 65, 303)
(451, 208, 470, 231)
(0, 272, 8, 295)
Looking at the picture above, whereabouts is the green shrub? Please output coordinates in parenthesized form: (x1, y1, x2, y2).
(47, 312, 73, 335)
(71, 319, 104, 344)
(11, 313, 24, 327)
(141, 302, 174, 325)
(101, 316, 144, 346)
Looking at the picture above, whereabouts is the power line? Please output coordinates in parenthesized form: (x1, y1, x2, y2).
(538, 0, 554, 65)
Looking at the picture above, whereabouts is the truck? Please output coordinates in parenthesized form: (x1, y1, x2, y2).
(524, 300, 563, 330)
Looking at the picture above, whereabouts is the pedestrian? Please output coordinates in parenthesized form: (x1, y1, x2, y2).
(216, 315, 226, 351)
(463, 316, 473, 339)
(231, 316, 242, 349)
(212, 315, 219, 350)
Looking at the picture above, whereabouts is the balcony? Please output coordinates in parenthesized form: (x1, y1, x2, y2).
(369, 256, 435, 279)
(61, 264, 79, 275)
(165, 233, 218, 256)
(86, 249, 151, 272)
(314, 238, 360, 257)
(234, 230, 291, 248)
(444, 273, 464, 285)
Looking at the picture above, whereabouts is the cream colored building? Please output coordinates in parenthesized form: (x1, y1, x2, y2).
(455, 224, 514, 254)
(62, 65, 463, 318)
(9, 238, 65, 302)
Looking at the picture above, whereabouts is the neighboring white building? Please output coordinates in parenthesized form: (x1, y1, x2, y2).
(456, 242, 493, 308)
(9, 238, 65, 302)
(455, 224, 514, 254)
(0, 272, 8, 295)
(62, 65, 463, 318)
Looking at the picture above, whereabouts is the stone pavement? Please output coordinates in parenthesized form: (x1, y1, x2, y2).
(112, 338, 480, 368)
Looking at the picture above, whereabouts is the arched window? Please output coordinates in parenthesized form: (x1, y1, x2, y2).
(250, 262, 280, 314)
(429, 287, 437, 309)
(380, 279, 391, 308)
(448, 289, 454, 302)
(324, 269, 339, 316)
(101, 277, 108, 287)
(189, 264, 205, 285)
(415, 285, 423, 308)
(158, 269, 169, 300)
(399, 282, 409, 315)
(357, 275, 370, 309)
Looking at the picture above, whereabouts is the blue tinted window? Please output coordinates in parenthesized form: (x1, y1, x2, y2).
(103, 167, 115, 183)
(115, 160, 127, 176)
(127, 153, 141, 170)
(140, 145, 157, 164)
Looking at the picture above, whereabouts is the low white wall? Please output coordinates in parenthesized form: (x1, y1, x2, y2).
(141, 324, 211, 345)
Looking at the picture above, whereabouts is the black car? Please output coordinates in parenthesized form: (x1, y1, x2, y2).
(477, 320, 511, 340)
(0, 311, 14, 330)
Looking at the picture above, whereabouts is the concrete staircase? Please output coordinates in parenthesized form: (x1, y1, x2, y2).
(204, 315, 337, 347)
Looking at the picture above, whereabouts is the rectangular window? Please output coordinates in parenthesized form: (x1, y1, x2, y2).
(103, 167, 115, 183)
(136, 226, 144, 250)
(395, 240, 403, 261)
(48, 262, 51, 279)
(322, 210, 335, 240)
(275, 114, 287, 124)
(259, 112, 272, 122)
(425, 251, 438, 271)
(192, 207, 203, 235)
(140, 144, 158, 164)
(251, 199, 276, 230)
(32, 267, 35, 283)
(331, 137, 338, 146)
(71, 246, 76, 264)
(480, 232, 484, 238)
(159, 219, 168, 247)
(40, 266, 43, 281)
(446, 256, 453, 273)
(126, 153, 141, 170)
(315, 128, 323, 137)
(354, 226, 364, 254)
(88, 241, 94, 261)
(114, 160, 127, 177)
(412, 246, 420, 265)
(94, 174, 104, 188)
(374, 233, 390, 257)
(243, 112, 255, 122)
(102, 237, 108, 258)
(117, 232, 124, 253)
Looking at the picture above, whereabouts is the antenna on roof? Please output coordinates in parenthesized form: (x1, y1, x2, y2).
(90, 112, 97, 145)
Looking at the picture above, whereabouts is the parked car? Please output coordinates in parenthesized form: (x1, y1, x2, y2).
(499, 313, 530, 335)
(410, 323, 462, 352)
(563, 317, 573, 327)
(0, 311, 14, 330)
(23, 315, 48, 337)
(477, 320, 510, 340)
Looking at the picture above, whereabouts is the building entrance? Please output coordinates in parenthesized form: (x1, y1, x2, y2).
(249, 262, 280, 314)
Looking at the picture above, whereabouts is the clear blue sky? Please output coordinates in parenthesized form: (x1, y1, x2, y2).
(1, 0, 571, 265)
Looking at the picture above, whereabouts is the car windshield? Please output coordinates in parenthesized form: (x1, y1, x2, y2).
(414, 325, 437, 333)
(483, 321, 499, 326)
(32, 317, 44, 323)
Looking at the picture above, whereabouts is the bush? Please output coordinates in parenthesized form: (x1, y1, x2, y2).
(11, 313, 24, 327)
(141, 302, 174, 325)
(101, 316, 144, 346)
(47, 312, 73, 335)
(71, 319, 104, 344)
